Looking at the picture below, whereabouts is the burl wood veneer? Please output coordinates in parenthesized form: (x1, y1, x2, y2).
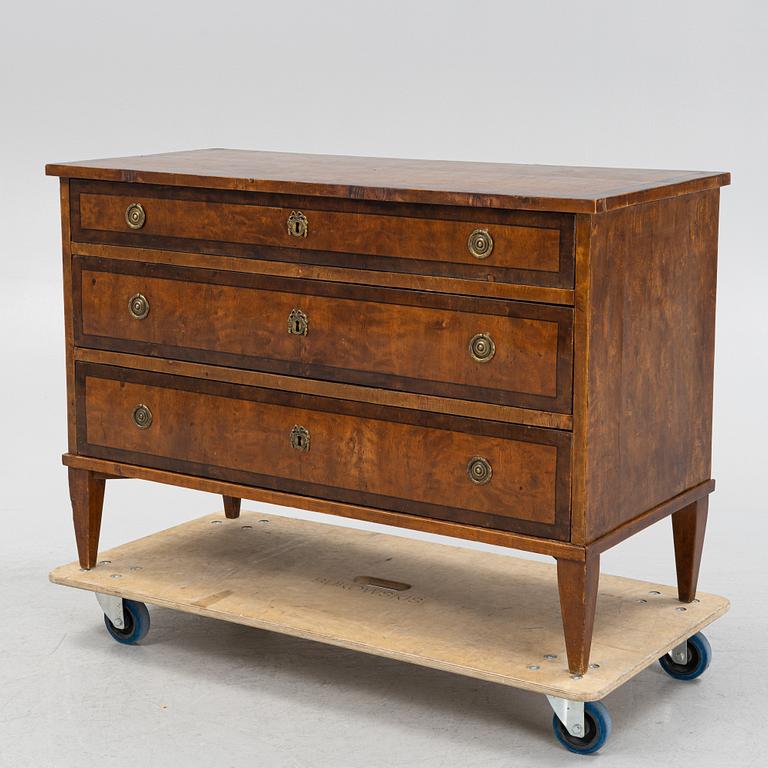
(47, 149, 729, 675)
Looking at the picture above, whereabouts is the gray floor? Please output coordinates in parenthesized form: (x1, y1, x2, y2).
(1, 282, 766, 767)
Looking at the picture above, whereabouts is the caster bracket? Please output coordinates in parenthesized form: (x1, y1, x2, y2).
(546, 695, 585, 738)
(96, 592, 125, 629)
(669, 639, 688, 665)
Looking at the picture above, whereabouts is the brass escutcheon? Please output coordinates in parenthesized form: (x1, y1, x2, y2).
(467, 456, 492, 485)
(467, 228, 493, 258)
(469, 333, 495, 362)
(288, 308, 309, 336)
(287, 210, 309, 238)
(290, 424, 310, 452)
(132, 404, 153, 429)
(125, 203, 146, 229)
(128, 293, 150, 320)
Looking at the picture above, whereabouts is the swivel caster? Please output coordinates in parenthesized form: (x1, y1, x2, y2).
(96, 593, 150, 645)
(658, 631, 711, 680)
(548, 697, 612, 754)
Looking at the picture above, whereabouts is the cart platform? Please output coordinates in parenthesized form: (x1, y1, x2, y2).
(49, 510, 728, 703)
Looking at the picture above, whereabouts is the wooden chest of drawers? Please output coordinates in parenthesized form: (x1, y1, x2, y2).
(47, 150, 729, 675)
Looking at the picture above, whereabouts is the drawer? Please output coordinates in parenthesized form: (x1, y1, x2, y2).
(76, 363, 571, 539)
(71, 181, 575, 289)
(74, 257, 574, 412)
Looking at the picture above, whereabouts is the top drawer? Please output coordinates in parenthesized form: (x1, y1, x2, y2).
(71, 181, 575, 289)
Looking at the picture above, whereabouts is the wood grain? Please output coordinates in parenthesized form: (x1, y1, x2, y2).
(75, 256, 574, 412)
(60, 181, 77, 451)
(588, 480, 714, 555)
(556, 552, 600, 675)
(222, 496, 241, 520)
(72, 348, 574, 430)
(68, 468, 105, 569)
(580, 190, 720, 543)
(71, 241, 576, 306)
(569, 214, 593, 545)
(61, 453, 582, 559)
(70, 180, 575, 289)
(46, 148, 730, 213)
(672, 497, 708, 602)
(48, 510, 730, 701)
(48, 151, 729, 678)
(76, 363, 572, 538)
(78, 189, 561, 271)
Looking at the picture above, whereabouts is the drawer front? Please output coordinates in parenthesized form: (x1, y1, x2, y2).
(71, 181, 575, 289)
(76, 364, 571, 539)
(75, 258, 573, 412)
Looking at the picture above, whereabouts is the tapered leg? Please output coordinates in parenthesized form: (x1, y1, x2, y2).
(223, 495, 241, 519)
(556, 551, 600, 676)
(68, 468, 105, 569)
(672, 497, 708, 602)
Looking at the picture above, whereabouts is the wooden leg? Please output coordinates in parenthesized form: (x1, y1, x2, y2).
(223, 495, 241, 519)
(68, 468, 105, 570)
(556, 552, 600, 676)
(672, 496, 708, 602)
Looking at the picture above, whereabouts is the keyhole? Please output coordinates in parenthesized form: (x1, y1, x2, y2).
(292, 221, 301, 236)
(288, 309, 308, 336)
(290, 425, 310, 452)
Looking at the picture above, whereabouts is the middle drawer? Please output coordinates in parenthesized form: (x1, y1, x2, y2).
(74, 257, 573, 412)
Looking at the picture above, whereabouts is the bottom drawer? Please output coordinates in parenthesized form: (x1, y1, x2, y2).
(75, 363, 571, 539)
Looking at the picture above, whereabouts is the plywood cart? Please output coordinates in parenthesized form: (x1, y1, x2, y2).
(50, 511, 728, 754)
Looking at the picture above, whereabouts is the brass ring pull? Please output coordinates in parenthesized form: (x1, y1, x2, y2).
(290, 424, 310, 452)
(128, 293, 150, 320)
(467, 228, 493, 259)
(125, 203, 146, 229)
(132, 404, 153, 429)
(288, 308, 308, 336)
(287, 210, 309, 238)
(467, 456, 492, 485)
(469, 333, 495, 363)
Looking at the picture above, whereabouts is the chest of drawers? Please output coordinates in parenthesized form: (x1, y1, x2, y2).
(47, 150, 729, 675)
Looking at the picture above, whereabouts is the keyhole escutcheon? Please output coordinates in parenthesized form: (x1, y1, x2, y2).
(287, 210, 309, 238)
(290, 425, 310, 452)
(288, 308, 309, 336)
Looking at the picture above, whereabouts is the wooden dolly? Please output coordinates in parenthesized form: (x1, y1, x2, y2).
(50, 510, 729, 754)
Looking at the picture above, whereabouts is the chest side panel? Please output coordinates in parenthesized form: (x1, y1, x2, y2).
(581, 190, 719, 542)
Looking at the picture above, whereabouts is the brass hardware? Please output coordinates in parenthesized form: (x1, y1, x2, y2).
(467, 456, 492, 485)
(288, 308, 309, 336)
(469, 333, 495, 362)
(467, 228, 493, 258)
(287, 210, 309, 238)
(125, 203, 146, 230)
(128, 293, 150, 320)
(290, 424, 310, 452)
(132, 404, 153, 430)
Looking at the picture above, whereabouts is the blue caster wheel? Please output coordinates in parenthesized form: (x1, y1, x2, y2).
(658, 631, 711, 680)
(104, 599, 150, 645)
(552, 701, 612, 755)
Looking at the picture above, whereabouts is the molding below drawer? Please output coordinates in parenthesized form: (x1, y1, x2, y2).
(73, 347, 574, 430)
(62, 453, 582, 560)
(71, 242, 576, 306)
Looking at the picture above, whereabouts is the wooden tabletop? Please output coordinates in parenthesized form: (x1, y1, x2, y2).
(46, 149, 730, 214)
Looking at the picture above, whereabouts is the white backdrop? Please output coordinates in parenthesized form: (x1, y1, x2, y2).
(1, 2, 766, 766)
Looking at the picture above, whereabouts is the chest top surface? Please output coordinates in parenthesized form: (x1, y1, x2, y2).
(46, 149, 729, 214)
